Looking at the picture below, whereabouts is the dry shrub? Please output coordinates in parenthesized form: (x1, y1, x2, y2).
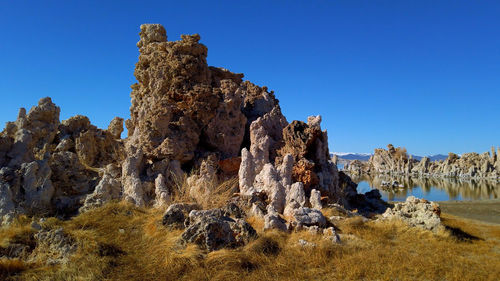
(206, 249, 257, 273)
(321, 207, 344, 218)
(246, 216, 264, 232)
(170, 171, 238, 209)
(245, 231, 284, 256)
(0, 216, 34, 248)
(394, 146, 408, 160)
(200, 177, 238, 209)
(170, 172, 194, 204)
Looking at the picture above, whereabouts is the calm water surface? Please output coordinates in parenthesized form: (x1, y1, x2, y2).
(350, 174, 500, 202)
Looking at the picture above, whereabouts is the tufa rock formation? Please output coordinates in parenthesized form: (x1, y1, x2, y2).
(382, 196, 443, 232)
(346, 144, 500, 181)
(0, 98, 124, 224)
(0, 24, 393, 250)
(121, 24, 290, 207)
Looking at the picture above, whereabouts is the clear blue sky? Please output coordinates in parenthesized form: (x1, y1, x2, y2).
(1, 0, 499, 156)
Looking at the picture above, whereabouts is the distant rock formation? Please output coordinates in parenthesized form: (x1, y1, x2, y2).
(346, 144, 500, 181)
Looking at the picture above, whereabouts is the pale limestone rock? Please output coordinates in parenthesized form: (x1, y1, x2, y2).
(382, 196, 442, 231)
(283, 201, 300, 217)
(154, 173, 170, 207)
(121, 145, 145, 206)
(162, 203, 200, 228)
(21, 160, 54, 213)
(238, 148, 255, 195)
(0, 179, 15, 225)
(8, 129, 34, 167)
(128, 24, 248, 165)
(352, 144, 500, 180)
(204, 81, 247, 159)
(254, 164, 285, 213)
(310, 189, 322, 210)
(286, 182, 306, 208)
(279, 154, 294, 189)
(249, 119, 271, 174)
(332, 154, 338, 166)
(49, 151, 95, 202)
(298, 239, 316, 248)
(266, 204, 278, 216)
(307, 115, 322, 128)
(264, 213, 288, 232)
(290, 207, 327, 230)
(248, 106, 288, 163)
(0, 96, 126, 220)
(80, 166, 122, 212)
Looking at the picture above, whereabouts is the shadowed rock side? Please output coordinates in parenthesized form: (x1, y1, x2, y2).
(346, 144, 500, 181)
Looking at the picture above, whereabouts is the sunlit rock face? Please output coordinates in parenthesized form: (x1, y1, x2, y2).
(122, 24, 292, 206)
(127, 24, 287, 165)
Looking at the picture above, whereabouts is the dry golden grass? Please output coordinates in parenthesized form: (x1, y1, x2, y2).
(0, 215, 35, 248)
(1, 201, 500, 281)
(0, 258, 26, 279)
(169, 172, 238, 210)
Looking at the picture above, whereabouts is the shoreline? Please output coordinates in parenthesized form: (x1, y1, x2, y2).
(437, 199, 500, 225)
(344, 171, 500, 183)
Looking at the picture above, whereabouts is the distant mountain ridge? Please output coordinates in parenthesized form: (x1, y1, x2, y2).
(331, 152, 448, 162)
(411, 154, 448, 162)
(331, 153, 372, 161)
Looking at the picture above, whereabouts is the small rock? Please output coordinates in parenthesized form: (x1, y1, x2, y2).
(181, 214, 257, 252)
(290, 207, 327, 230)
(298, 239, 316, 248)
(323, 227, 341, 244)
(264, 213, 288, 232)
(382, 196, 442, 231)
(162, 203, 200, 228)
(31, 221, 42, 231)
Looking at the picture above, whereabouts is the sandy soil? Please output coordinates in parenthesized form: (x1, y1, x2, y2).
(438, 199, 500, 225)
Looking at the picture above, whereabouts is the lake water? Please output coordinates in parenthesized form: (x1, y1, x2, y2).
(350, 174, 500, 202)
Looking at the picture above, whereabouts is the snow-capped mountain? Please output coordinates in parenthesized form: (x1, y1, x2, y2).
(411, 154, 448, 162)
(331, 153, 372, 161)
(331, 152, 449, 162)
